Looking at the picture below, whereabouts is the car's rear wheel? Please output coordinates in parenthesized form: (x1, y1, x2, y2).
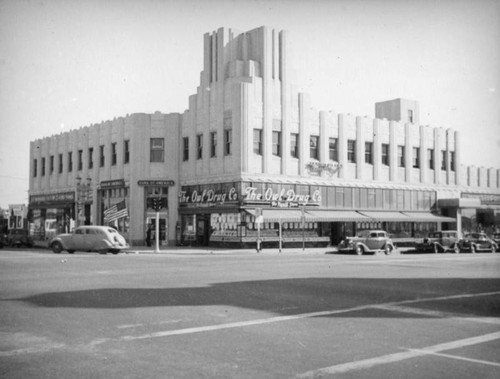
(433, 244, 439, 254)
(452, 245, 460, 254)
(355, 245, 364, 255)
(51, 242, 63, 254)
(491, 245, 496, 253)
(471, 245, 476, 254)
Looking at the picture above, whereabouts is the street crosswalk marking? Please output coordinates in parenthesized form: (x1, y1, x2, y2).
(297, 332, 500, 378)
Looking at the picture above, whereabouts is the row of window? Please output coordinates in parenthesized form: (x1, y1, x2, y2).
(252, 131, 456, 171)
(34, 140, 132, 177)
(182, 130, 233, 161)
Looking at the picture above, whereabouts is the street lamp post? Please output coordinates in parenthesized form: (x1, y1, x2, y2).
(75, 176, 92, 227)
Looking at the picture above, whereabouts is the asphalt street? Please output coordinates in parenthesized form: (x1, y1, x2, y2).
(0, 248, 499, 378)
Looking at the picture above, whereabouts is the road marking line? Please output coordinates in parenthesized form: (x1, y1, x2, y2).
(117, 291, 500, 342)
(298, 331, 500, 378)
(0, 343, 65, 357)
(373, 304, 500, 325)
(408, 349, 500, 367)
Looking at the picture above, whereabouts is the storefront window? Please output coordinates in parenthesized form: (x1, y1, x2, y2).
(335, 187, 344, 208)
(359, 188, 367, 209)
(367, 189, 376, 209)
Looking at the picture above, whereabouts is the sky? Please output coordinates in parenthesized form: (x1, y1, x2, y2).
(0, 0, 499, 208)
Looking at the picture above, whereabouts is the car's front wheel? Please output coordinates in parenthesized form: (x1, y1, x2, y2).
(51, 242, 63, 254)
(433, 244, 439, 254)
(490, 245, 496, 254)
(355, 245, 364, 255)
(384, 245, 393, 255)
(471, 244, 476, 254)
(452, 245, 460, 254)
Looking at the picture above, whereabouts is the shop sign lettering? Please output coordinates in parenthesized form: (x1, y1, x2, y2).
(30, 192, 75, 205)
(101, 179, 125, 188)
(244, 187, 321, 205)
(179, 187, 238, 204)
(305, 161, 341, 176)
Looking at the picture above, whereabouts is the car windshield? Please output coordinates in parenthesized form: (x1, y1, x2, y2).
(356, 231, 370, 238)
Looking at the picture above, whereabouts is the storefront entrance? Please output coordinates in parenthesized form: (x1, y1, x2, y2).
(146, 213, 168, 246)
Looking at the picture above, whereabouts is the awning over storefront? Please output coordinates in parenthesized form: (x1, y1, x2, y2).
(402, 212, 456, 222)
(304, 210, 371, 222)
(358, 211, 411, 221)
(246, 209, 304, 222)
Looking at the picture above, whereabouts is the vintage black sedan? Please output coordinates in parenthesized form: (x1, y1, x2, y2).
(458, 232, 498, 253)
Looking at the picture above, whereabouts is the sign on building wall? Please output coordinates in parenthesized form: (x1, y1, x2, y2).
(243, 186, 321, 207)
(30, 192, 75, 205)
(101, 179, 125, 188)
(138, 180, 175, 186)
(179, 187, 238, 206)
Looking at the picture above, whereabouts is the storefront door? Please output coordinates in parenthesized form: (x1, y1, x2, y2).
(146, 213, 168, 246)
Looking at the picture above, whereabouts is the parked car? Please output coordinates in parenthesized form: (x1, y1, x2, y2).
(6, 229, 34, 248)
(491, 233, 500, 252)
(415, 230, 460, 254)
(50, 225, 129, 254)
(458, 232, 498, 253)
(338, 230, 396, 255)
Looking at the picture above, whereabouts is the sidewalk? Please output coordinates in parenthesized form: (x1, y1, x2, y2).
(125, 245, 333, 255)
(35, 239, 407, 255)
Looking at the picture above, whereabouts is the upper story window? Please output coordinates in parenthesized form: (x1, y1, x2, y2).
(408, 109, 414, 123)
(111, 143, 117, 165)
(329, 138, 338, 161)
(50, 155, 54, 174)
(290, 133, 299, 158)
(450, 151, 455, 172)
(88, 148, 94, 169)
(68, 152, 73, 172)
(197, 134, 203, 159)
(150, 138, 164, 162)
(381, 144, 389, 166)
(210, 132, 217, 158)
(41, 157, 46, 176)
(428, 148, 434, 170)
(310, 135, 319, 160)
(347, 140, 356, 163)
(99, 145, 105, 167)
(124, 140, 130, 164)
(58, 153, 63, 173)
(182, 137, 189, 161)
(272, 131, 282, 157)
(253, 129, 262, 155)
(33, 159, 37, 177)
(224, 129, 232, 156)
(441, 150, 447, 171)
(412, 147, 420, 168)
(365, 142, 373, 164)
(397, 145, 405, 167)
(78, 149, 83, 171)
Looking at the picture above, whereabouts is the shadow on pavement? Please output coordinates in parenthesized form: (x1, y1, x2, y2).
(15, 278, 500, 318)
